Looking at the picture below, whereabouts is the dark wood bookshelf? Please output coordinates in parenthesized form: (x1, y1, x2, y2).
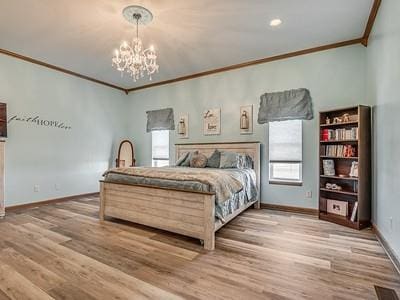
(319, 105, 371, 230)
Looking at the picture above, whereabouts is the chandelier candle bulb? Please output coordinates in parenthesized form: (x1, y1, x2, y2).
(270, 18, 282, 27)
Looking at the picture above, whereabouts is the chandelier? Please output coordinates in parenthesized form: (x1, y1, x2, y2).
(112, 6, 159, 82)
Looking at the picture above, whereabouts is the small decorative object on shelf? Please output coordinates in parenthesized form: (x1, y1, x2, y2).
(342, 113, 350, 123)
(323, 159, 335, 176)
(325, 116, 331, 125)
(353, 181, 358, 193)
(333, 117, 342, 124)
(325, 183, 342, 191)
(319, 105, 371, 230)
(350, 201, 359, 222)
(349, 161, 359, 177)
(327, 199, 348, 217)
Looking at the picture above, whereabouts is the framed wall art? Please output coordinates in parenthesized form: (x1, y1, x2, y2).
(240, 105, 253, 134)
(177, 114, 189, 139)
(203, 108, 220, 135)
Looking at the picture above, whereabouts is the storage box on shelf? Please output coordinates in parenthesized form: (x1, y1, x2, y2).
(318, 105, 371, 230)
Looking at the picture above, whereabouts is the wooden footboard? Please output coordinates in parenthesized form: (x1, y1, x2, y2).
(100, 181, 216, 250)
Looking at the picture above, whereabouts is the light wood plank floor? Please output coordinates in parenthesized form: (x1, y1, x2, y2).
(0, 195, 399, 299)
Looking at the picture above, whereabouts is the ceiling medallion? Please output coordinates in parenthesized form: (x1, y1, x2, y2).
(112, 5, 159, 82)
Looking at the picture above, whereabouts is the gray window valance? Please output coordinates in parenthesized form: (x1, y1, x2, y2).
(257, 88, 313, 123)
(146, 108, 175, 132)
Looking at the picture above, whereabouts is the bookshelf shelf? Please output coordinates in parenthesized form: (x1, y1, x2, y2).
(320, 121, 359, 128)
(320, 175, 358, 181)
(320, 188, 357, 196)
(320, 156, 358, 160)
(319, 212, 359, 229)
(319, 105, 371, 230)
(320, 140, 358, 143)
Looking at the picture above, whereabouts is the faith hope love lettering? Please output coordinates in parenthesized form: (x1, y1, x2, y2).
(8, 115, 72, 130)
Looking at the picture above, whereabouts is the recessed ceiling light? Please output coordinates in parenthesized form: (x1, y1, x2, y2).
(270, 19, 282, 27)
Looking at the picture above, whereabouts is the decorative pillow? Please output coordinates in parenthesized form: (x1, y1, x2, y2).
(190, 153, 208, 168)
(206, 149, 221, 168)
(175, 152, 190, 166)
(238, 154, 254, 169)
(181, 151, 197, 167)
(219, 151, 239, 168)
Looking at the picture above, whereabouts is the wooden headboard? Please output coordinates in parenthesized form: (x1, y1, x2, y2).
(175, 142, 261, 201)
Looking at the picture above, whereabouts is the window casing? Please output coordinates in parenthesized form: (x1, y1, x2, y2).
(269, 120, 303, 185)
(151, 130, 170, 167)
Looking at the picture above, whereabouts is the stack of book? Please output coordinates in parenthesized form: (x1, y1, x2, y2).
(321, 127, 358, 141)
(320, 145, 357, 157)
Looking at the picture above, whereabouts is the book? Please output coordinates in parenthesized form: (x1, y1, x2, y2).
(350, 201, 358, 222)
(321, 145, 356, 157)
(321, 127, 358, 141)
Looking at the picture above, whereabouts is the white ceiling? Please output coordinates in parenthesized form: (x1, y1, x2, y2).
(0, 0, 373, 90)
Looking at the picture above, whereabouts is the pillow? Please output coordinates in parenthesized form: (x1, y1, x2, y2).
(238, 154, 254, 169)
(175, 152, 189, 166)
(181, 151, 198, 167)
(206, 149, 221, 168)
(219, 151, 239, 168)
(190, 153, 208, 168)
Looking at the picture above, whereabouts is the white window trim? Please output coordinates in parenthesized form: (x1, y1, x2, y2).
(269, 162, 303, 186)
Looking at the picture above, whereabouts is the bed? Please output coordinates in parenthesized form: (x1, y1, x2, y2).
(99, 142, 260, 250)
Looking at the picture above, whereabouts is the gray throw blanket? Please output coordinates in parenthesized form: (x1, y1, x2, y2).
(103, 167, 244, 203)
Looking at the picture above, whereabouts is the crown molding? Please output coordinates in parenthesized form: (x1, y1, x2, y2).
(126, 38, 363, 93)
(361, 0, 382, 47)
(0, 48, 128, 94)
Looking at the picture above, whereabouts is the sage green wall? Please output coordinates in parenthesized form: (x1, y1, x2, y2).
(127, 45, 368, 209)
(0, 54, 128, 206)
(367, 0, 400, 259)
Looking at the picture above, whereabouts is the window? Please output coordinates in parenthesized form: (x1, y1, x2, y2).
(152, 130, 170, 167)
(269, 120, 302, 184)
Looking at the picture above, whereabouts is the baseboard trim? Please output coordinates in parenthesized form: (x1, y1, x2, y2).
(372, 223, 400, 275)
(260, 203, 318, 216)
(5, 192, 99, 212)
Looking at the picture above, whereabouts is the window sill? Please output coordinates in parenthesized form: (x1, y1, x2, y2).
(269, 180, 303, 186)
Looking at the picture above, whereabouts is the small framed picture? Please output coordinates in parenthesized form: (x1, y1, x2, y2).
(203, 108, 221, 135)
(177, 114, 189, 139)
(240, 105, 253, 135)
(327, 199, 348, 217)
(323, 159, 335, 176)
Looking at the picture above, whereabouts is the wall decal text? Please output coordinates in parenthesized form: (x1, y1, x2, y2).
(8, 115, 72, 130)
